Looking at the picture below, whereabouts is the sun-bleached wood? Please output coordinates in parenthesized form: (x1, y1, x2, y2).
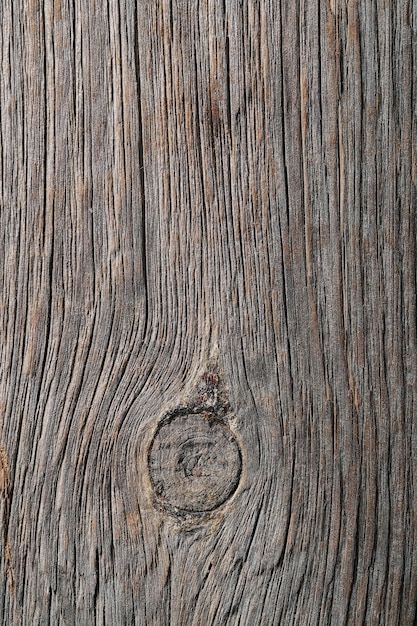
(1, 0, 416, 624)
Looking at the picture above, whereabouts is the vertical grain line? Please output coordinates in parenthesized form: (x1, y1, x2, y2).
(134, 2, 148, 334)
(116, 0, 128, 210)
(224, 20, 232, 136)
(277, 0, 295, 401)
(299, 0, 311, 281)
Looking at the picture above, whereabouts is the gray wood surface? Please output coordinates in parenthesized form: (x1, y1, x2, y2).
(1, 0, 416, 624)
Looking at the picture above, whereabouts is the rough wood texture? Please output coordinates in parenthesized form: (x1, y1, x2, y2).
(1, 0, 416, 624)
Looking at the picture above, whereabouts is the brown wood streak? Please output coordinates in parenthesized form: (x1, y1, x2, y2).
(0, 447, 13, 595)
(0, 0, 416, 624)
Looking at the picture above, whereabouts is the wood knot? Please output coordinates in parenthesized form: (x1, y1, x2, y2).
(148, 413, 242, 515)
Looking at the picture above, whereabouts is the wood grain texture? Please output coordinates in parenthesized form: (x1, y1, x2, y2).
(0, 0, 416, 624)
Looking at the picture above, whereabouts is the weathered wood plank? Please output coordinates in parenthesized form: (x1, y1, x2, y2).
(1, 0, 416, 624)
